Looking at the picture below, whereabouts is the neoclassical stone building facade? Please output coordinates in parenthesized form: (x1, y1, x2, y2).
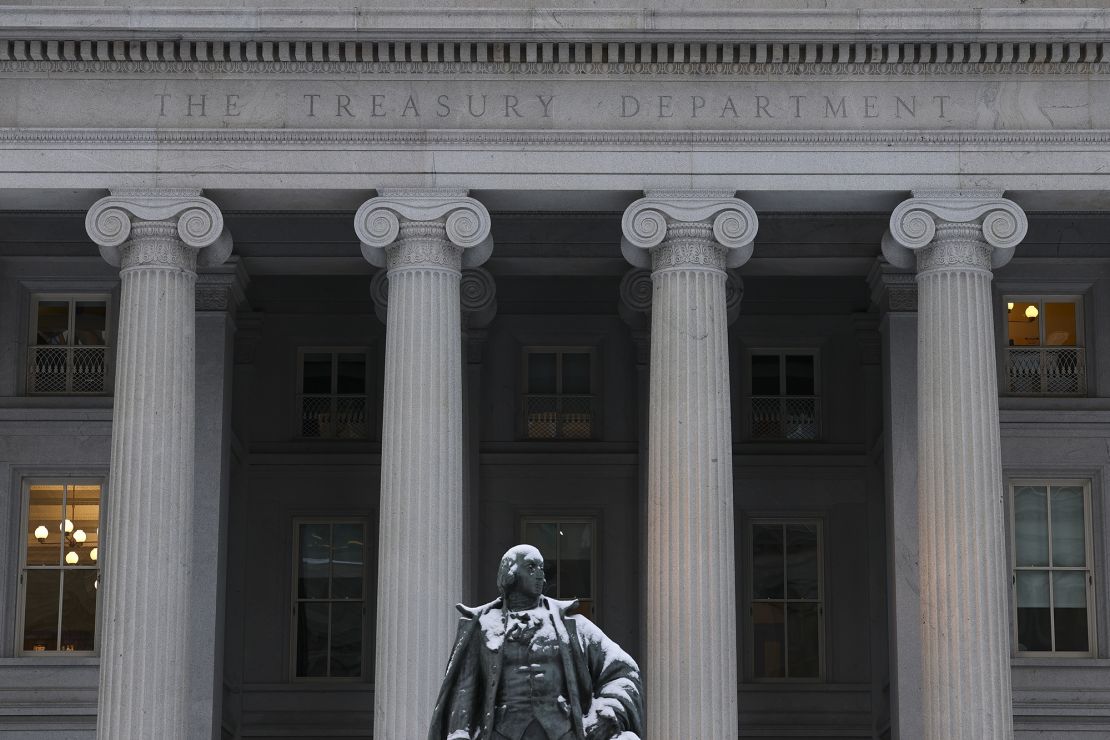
(0, 3, 1109, 739)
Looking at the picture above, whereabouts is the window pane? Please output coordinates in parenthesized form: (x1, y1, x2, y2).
(528, 353, 557, 394)
(559, 523, 593, 599)
(23, 570, 60, 652)
(330, 602, 363, 677)
(302, 354, 332, 395)
(36, 301, 69, 345)
(1050, 487, 1086, 567)
(752, 602, 785, 678)
(752, 524, 784, 600)
(69, 484, 101, 566)
(787, 603, 821, 678)
(331, 524, 364, 600)
(1014, 486, 1049, 567)
(784, 355, 815, 397)
(561, 353, 591, 395)
(336, 354, 366, 395)
(1007, 301, 1040, 347)
(73, 302, 107, 346)
(27, 485, 65, 566)
(296, 602, 330, 677)
(751, 355, 781, 396)
(1053, 572, 1090, 652)
(1043, 303, 1077, 347)
(60, 569, 98, 651)
(523, 522, 558, 596)
(1016, 571, 1051, 652)
(298, 524, 331, 599)
(785, 524, 819, 600)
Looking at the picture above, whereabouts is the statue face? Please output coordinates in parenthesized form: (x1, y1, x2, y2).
(510, 550, 546, 599)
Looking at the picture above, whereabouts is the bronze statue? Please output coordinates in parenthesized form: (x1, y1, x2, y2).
(429, 544, 643, 740)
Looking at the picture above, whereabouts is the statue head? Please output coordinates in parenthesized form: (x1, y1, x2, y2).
(496, 544, 546, 602)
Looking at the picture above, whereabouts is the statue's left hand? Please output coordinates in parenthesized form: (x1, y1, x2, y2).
(583, 698, 622, 740)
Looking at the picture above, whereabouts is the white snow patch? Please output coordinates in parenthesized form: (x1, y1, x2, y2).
(479, 609, 506, 651)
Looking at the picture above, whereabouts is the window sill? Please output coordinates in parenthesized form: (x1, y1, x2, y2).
(1011, 657, 1110, 668)
(0, 656, 99, 666)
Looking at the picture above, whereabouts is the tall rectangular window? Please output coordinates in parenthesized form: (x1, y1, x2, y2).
(28, 295, 110, 395)
(20, 481, 102, 654)
(298, 349, 369, 439)
(293, 520, 367, 679)
(1011, 480, 1096, 656)
(523, 348, 594, 439)
(1003, 296, 1085, 395)
(748, 351, 819, 440)
(521, 518, 596, 620)
(750, 519, 823, 680)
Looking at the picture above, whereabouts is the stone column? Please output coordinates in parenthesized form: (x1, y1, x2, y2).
(354, 189, 492, 738)
(85, 189, 232, 740)
(883, 190, 1027, 740)
(622, 191, 758, 740)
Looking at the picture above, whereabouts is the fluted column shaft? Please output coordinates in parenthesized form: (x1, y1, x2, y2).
(622, 192, 758, 740)
(355, 190, 492, 738)
(884, 191, 1027, 740)
(85, 189, 232, 740)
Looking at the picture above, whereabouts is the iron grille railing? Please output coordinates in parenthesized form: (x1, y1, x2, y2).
(300, 395, 368, 439)
(751, 396, 819, 440)
(1006, 347, 1086, 395)
(524, 394, 594, 439)
(27, 346, 108, 394)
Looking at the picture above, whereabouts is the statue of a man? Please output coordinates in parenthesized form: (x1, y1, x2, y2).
(428, 544, 643, 740)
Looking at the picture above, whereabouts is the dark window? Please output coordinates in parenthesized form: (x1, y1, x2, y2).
(749, 352, 818, 440)
(524, 349, 594, 439)
(298, 350, 369, 439)
(28, 296, 110, 395)
(521, 519, 596, 620)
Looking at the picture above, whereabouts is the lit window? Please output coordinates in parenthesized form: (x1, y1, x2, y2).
(27, 295, 110, 395)
(297, 349, 369, 439)
(1003, 296, 1085, 395)
(293, 521, 367, 678)
(20, 481, 102, 654)
(521, 518, 596, 620)
(749, 351, 819, 440)
(1011, 481, 1096, 656)
(751, 520, 823, 680)
(523, 349, 594, 439)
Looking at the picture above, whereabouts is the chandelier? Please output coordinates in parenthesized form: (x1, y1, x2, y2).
(33, 514, 97, 566)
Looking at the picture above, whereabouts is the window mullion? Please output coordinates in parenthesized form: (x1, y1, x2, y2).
(781, 523, 789, 678)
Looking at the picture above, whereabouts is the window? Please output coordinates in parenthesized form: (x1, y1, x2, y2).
(298, 350, 369, 439)
(292, 520, 367, 678)
(1003, 296, 1085, 395)
(521, 518, 596, 620)
(748, 351, 819, 440)
(27, 295, 110, 394)
(523, 348, 594, 439)
(750, 520, 823, 680)
(1010, 480, 1096, 656)
(19, 481, 102, 654)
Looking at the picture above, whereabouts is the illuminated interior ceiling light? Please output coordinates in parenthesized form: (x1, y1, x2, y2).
(1007, 302, 1014, 311)
(90, 547, 98, 562)
(1026, 305, 1039, 319)
(73, 529, 87, 544)
(65, 551, 79, 565)
(62, 519, 74, 534)
(34, 525, 49, 543)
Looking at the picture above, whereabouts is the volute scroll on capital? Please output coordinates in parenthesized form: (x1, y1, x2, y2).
(882, 190, 1028, 272)
(620, 192, 759, 270)
(354, 190, 493, 269)
(85, 189, 233, 269)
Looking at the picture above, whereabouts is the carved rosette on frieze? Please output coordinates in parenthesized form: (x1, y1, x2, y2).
(882, 190, 1027, 275)
(621, 190, 759, 273)
(85, 188, 233, 272)
(354, 189, 493, 273)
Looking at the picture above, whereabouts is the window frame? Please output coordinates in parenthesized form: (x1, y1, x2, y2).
(520, 346, 599, 441)
(747, 517, 826, 682)
(743, 348, 822, 442)
(295, 347, 372, 440)
(1000, 293, 1086, 397)
(519, 515, 599, 621)
(289, 517, 370, 682)
(15, 476, 106, 657)
(1008, 478, 1097, 658)
(26, 293, 113, 396)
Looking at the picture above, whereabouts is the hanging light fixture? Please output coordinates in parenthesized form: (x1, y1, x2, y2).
(1026, 305, 1039, 319)
(1007, 302, 1014, 311)
(34, 525, 49, 543)
(90, 547, 98, 562)
(65, 551, 79, 565)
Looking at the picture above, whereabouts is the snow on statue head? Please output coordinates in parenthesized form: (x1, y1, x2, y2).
(496, 544, 545, 598)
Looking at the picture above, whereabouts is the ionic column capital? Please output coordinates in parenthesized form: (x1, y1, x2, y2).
(354, 188, 493, 271)
(620, 190, 758, 271)
(882, 190, 1027, 273)
(85, 188, 233, 271)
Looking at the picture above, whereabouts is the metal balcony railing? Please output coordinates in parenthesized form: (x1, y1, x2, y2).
(524, 394, 594, 439)
(751, 396, 819, 440)
(27, 346, 108, 394)
(300, 395, 368, 438)
(1006, 347, 1086, 395)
